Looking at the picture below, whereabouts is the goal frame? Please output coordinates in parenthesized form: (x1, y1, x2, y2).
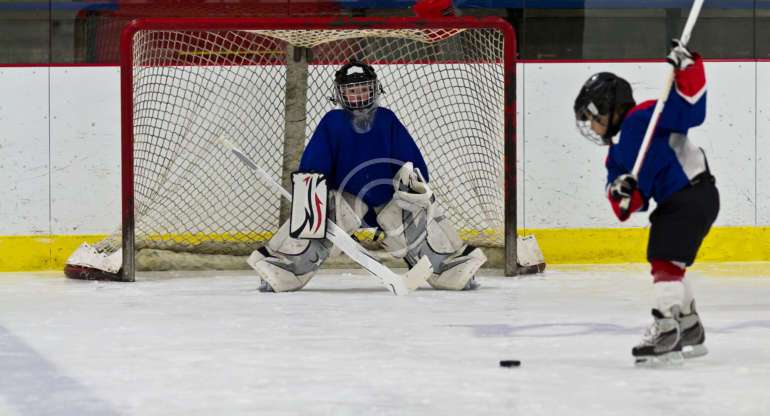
(118, 16, 518, 281)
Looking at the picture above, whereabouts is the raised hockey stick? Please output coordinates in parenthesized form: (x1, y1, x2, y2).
(620, 0, 705, 214)
(216, 135, 433, 295)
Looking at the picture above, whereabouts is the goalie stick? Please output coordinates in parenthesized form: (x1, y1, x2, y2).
(620, 0, 705, 215)
(216, 135, 433, 296)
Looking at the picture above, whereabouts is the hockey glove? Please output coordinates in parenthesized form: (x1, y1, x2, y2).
(666, 39, 694, 70)
(608, 174, 643, 221)
(609, 173, 637, 201)
(392, 162, 434, 212)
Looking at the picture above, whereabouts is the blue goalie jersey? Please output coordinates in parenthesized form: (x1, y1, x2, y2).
(298, 107, 429, 209)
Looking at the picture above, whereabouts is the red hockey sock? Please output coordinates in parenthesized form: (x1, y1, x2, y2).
(650, 259, 686, 283)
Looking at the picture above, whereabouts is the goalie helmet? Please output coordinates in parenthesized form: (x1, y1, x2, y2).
(332, 61, 383, 133)
(574, 72, 635, 145)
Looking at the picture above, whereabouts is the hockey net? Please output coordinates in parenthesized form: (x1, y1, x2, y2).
(65, 17, 516, 281)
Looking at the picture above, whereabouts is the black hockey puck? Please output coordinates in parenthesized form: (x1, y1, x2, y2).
(499, 360, 521, 368)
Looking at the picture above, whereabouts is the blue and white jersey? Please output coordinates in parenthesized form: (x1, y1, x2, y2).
(299, 107, 429, 208)
(606, 53, 708, 209)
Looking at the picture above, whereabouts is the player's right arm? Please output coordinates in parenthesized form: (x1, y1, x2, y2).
(389, 111, 430, 182)
(656, 41, 707, 132)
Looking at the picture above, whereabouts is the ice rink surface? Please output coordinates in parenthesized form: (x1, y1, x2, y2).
(1, 263, 769, 416)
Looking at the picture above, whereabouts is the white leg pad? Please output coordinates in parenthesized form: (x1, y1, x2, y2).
(376, 200, 464, 260)
(267, 221, 310, 256)
(427, 247, 487, 290)
(425, 205, 465, 254)
(247, 250, 315, 292)
(375, 199, 410, 259)
(333, 191, 368, 233)
(249, 192, 366, 291)
(377, 196, 486, 290)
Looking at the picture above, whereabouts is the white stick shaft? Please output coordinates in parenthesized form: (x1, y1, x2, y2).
(680, 0, 705, 46)
(630, 72, 674, 176)
(219, 136, 292, 200)
(630, 0, 704, 178)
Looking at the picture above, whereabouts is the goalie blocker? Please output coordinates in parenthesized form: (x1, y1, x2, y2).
(290, 172, 328, 239)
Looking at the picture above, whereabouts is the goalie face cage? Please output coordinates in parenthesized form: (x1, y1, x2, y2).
(112, 16, 517, 281)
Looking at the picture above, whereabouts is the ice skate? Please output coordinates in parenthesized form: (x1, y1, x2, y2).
(632, 308, 684, 367)
(462, 275, 481, 291)
(680, 300, 708, 359)
(258, 278, 275, 293)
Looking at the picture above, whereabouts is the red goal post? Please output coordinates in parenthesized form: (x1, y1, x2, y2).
(112, 16, 517, 281)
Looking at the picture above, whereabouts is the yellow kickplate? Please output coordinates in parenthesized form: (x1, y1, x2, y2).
(2, 226, 770, 272)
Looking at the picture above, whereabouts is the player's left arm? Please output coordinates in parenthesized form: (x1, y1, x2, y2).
(298, 113, 335, 177)
(657, 40, 707, 132)
(391, 115, 430, 182)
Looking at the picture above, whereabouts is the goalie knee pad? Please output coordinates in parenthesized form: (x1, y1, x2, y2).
(376, 198, 486, 291)
(331, 191, 368, 233)
(326, 191, 368, 257)
(377, 194, 464, 264)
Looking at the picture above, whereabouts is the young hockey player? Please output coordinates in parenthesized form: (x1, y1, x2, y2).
(247, 61, 486, 293)
(573, 40, 719, 365)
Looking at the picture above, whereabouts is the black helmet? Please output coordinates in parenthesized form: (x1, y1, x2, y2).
(332, 61, 382, 111)
(574, 72, 635, 145)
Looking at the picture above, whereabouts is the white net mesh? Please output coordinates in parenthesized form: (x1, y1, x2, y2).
(95, 23, 507, 270)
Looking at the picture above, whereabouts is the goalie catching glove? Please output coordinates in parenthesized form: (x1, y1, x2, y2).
(392, 161, 434, 212)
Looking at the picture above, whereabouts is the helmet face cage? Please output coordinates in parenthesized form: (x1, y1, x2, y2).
(574, 102, 610, 145)
(335, 78, 379, 111)
(333, 61, 381, 112)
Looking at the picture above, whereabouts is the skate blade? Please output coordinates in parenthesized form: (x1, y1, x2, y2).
(634, 351, 684, 368)
(682, 344, 708, 359)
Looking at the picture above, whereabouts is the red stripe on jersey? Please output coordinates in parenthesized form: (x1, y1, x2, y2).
(625, 100, 656, 119)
